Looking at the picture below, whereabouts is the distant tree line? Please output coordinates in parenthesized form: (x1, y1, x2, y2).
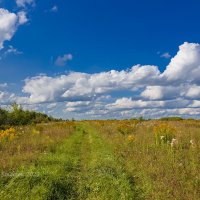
(159, 117, 183, 121)
(0, 103, 61, 129)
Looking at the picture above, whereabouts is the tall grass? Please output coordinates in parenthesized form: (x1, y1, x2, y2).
(0, 120, 199, 199)
(0, 122, 75, 187)
(91, 120, 200, 199)
(78, 123, 143, 200)
(0, 122, 82, 199)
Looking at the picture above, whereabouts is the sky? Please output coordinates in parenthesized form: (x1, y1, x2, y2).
(1, 0, 200, 119)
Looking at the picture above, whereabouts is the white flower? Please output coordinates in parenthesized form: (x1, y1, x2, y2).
(171, 138, 178, 147)
(190, 139, 195, 148)
(160, 135, 165, 140)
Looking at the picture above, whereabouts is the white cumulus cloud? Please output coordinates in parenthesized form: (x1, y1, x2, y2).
(162, 42, 200, 84)
(141, 86, 180, 100)
(22, 65, 160, 104)
(0, 8, 28, 49)
(3, 42, 200, 119)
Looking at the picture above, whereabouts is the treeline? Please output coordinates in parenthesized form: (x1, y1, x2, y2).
(0, 103, 61, 129)
(159, 117, 183, 121)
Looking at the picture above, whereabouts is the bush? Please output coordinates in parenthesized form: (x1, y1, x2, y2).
(0, 103, 60, 128)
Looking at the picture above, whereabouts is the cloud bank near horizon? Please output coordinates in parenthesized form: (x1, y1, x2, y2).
(1, 42, 200, 119)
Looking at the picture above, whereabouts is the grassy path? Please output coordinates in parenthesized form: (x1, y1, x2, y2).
(78, 123, 142, 200)
(0, 122, 143, 200)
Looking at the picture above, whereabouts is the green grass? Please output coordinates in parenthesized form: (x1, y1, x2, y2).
(0, 123, 144, 199)
(0, 124, 84, 200)
(78, 123, 143, 200)
(0, 120, 199, 199)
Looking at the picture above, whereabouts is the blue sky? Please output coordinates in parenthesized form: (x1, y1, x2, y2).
(1, 0, 200, 119)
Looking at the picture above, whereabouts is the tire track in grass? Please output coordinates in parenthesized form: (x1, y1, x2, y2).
(0, 123, 144, 199)
(0, 124, 85, 200)
(79, 123, 143, 200)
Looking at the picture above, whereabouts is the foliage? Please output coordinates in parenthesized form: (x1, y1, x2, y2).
(159, 116, 183, 121)
(0, 103, 60, 129)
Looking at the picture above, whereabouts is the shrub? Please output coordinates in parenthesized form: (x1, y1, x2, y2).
(0, 103, 61, 128)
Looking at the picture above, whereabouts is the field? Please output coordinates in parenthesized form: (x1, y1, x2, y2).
(0, 120, 199, 200)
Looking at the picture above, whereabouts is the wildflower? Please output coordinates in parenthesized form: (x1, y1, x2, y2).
(127, 135, 135, 142)
(160, 135, 165, 140)
(154, 124, 176, 145)
(171, 138, 178, 147)
(9, 133, 15, 141)
(0, 128, 17, 142)
(190, 139, 195, 148)
(32, 129, 40, 135)
(179, 163, 183, 167)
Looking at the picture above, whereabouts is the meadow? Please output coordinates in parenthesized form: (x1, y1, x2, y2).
(0, 119, 199, 199)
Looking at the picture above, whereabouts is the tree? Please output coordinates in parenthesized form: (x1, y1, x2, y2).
(0, 108, 8, 127)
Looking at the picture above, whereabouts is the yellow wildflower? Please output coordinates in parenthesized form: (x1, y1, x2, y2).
(127, 134, 135, 142)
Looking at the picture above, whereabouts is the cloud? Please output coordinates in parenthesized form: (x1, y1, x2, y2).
(0, 45, 22, 60)
(107, 98, 165, 111)
(0, 9, 28, 49)
(4, 45, 22, 55)
(190, 100, 200, 108)
(161, 52, 171, 59)
(3, 42, 200, 119)
(16, 0, 35, 8)
(0, 91, 16, 104)
(47, 103, 57, 109)
(55, 54, 73, 66)
(66, 101, 92, 112)
(50, 5, 58, 12)
(22, 65, 160, 104)
(0, 83, 7, 88)
(17, 11, 28, 25)
(162, 42, 200, 84)
(185, 85, 200, 99)
(141, 86, 180, 100)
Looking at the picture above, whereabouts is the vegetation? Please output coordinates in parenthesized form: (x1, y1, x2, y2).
(159, 116, 184, 121)
(0, 103, 60, 129)
(92, 120, 200, 199)
(0, 116, 199, 199)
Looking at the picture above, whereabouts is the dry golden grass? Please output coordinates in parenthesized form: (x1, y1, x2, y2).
(90, 120, 200, 200)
